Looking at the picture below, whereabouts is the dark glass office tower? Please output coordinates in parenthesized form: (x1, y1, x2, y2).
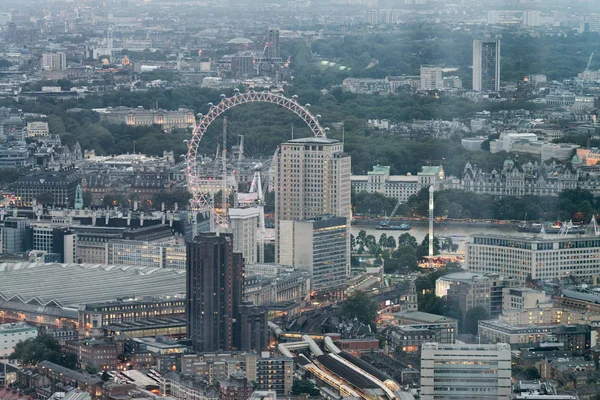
(186, 233, 243, 353)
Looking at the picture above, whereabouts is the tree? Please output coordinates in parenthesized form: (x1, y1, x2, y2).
(9, 334, 74, 368)
(464, 306, 490, 335)
(292, 380, 320, 396)
(85, 363, 99, 375)
(340, 291, 378, 325)
(523, 367, 541, 380)
(397, 253, 418, 271)
(101, 371, 111, 381)
(398, 233, 418, 248)
(386, 236, 397, 250)
(379, 233, 388, 248)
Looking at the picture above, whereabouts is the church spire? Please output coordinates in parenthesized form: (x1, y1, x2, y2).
(74, 184, 83, 210)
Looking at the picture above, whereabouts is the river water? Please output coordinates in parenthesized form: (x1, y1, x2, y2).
(351, 221, 540, 252)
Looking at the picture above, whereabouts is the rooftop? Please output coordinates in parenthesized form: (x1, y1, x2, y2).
(0, 262, 185, 308)
(394, 311, 458, 324)
(285, 137, 339, 144)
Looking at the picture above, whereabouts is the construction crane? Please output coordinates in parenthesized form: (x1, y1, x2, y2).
(248, 167, 267, 263)
(255, 42, 270, 75)
(586, 52, 595, 75)
(379, 199, 402, 227)
(221, 116, 228, 222)
(579, 52, 595, 93)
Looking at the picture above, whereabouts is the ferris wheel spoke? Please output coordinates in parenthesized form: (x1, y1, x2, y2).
(186, 91, 326, 231)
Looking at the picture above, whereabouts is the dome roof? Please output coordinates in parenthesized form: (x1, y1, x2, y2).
(503, 158, 514, 167)
(227, 37, 253, 44)
(572, 154, 581, 164)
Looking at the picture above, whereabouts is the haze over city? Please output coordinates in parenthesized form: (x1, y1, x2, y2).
(1, 0, 600, 399)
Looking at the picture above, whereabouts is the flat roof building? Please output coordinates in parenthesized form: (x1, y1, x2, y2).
(466, 234, 600, 283)
(420, 342, 511, 400)
(0, 322, 37, 357)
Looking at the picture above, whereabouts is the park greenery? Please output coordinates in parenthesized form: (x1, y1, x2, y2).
(352, 230, 457, 273)
(1, 84, 545, 179)
(10, 334, 77, 369)
(291, 380, 321, 396)
(283, 25, 600, 90)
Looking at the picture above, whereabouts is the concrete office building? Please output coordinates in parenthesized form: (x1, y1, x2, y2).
(186, 233, 243, 353)
(420, 66, 443, 91)
(229, 207, 259, 265)
(41, 52, 66, 71)
(107, 240, 186, 269)
(466, 234, 600, 283)
(0, 323, 38, 357)
(2, 217, 31, 254)
(502, 288, 552, 311)
(420, 342, 511, 400)
(31, 224, 76, 263)
(473, 38, 501, 92)
(436, 272, 512, 317)
(274, 137, 351, 271)
(279, 215, 348, 293)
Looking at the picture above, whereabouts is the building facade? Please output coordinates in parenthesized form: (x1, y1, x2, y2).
(473, 38, 501, 92)
(420, 66, 443, 91)
(78, 298, 186, 335)
(0, 323, 37, 357)
(274, 137, 351, 271)
(279, 215, 348, 293)
(466, 234, 600, 283)
(107, 240, 186, 269)
(41, 52, 66, 71)
(420, 342, 511, 400)
(14, 169, 81, 207)
(2, 217, 31, 254)
(351, 165, 444, 205)
(186, 233, 243, 353)
(229, 207, 259, 265)
(95, 107, 196, 131)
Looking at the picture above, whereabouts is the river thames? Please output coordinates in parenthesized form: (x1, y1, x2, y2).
(351, 221, 549, 251)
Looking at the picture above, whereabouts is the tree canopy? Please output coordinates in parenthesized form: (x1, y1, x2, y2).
(340, 291, 379, 325)
(10, 334, 77, 369)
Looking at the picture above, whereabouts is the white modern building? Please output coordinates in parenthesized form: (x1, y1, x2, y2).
(420, 342, 511, 400)
(0, 322, 38, 357)
(466, 234, 600, 283)
(41, 52, 66, 71)
(420, 66, 443, 91)
(274, 137, 351, 270)
(229, 207, 259, 265)
(107, 240, 186, 269)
